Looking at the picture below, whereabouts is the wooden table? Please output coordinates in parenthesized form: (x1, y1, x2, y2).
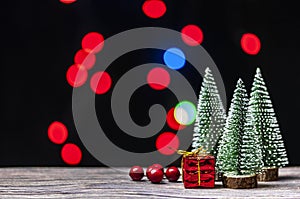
(0, 167, 299, 198)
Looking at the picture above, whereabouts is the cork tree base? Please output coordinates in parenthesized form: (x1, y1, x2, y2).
(257, 167, 278, 181)
(222, 174, 257, 189)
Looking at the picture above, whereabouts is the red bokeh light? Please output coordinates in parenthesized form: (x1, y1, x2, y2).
(61, 143, 82, 165)
(90, 71, 112, 94)
(82, 32, 104, 54)
(166, 108, 186, 130)
(66, 64, 88, 87)
(147, 67, 170, 90)
(60, 0, 76, 4)
(74, 49, 96, 70)
(142, 0, 166, 19)
(241, 33, 261, 55)
(155, 132, 179, 155)
(181, 24, 204, 46)
(48, 121, 68, 145)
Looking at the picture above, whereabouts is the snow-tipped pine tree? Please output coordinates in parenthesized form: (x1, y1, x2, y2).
(216, 79, 249, 175)
(192, 67, 226, 155)
(246, 68, 288, 168)
(239, 99, 264, 175)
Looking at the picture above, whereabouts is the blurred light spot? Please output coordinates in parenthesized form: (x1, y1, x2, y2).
(82, 32, 104, 54)
(74, 49, 96, 70)
(147, 67, 170, 90)
(181, 24, 204, 46)
(142, 0, 166, 19)
(61, 143, 82, 165)
(48, 121, 68, 144)
(90, 71, 112, 94)
(241, 33, 261, 55)
(166, 108, 186, 130)
(60, 0, 76, 4)
(174, 101, 196, 125)
(66, 64, 88, 87)
(163, 48, 186, 70)
(156, 132, 179, 155)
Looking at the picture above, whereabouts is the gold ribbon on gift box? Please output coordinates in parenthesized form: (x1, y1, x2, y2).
(177, 146, 207, 157)
(176, 147, 207, 186)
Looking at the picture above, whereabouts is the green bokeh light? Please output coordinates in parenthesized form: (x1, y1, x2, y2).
(174, 100, 196, 125)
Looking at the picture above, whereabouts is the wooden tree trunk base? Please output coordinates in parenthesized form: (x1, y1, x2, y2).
(222, 174, 257, 189)
(257, 167, 278, 181)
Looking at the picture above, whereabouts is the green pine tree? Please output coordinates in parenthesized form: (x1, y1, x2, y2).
(192, 67, 226, 155)
(216, 79, 249, 175)
(246, 68, 288, 168)
(239, 101, 264, 175)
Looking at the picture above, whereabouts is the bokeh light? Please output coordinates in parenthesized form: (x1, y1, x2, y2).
(90, 71, 112, 94)
(48, 121, 68, 145)
(61, 143, 82, 165)
(155, 132, 179, 155)
(60, 0, 76, 4)
(181, 24, 204, 46)
(241, 33, 261, 55)
(66, 64, 88, 87)
(163, 48, 186, 70)
(166, 108, 186, 130)
(142, 0, 166, 19)
(174, 101, 196, 125)
(82, 32, 104, 54)
(74, 49, 96, 70)
(147, 67, 170, 90)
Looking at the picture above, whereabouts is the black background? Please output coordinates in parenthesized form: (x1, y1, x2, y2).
(1, 0, 299, 166)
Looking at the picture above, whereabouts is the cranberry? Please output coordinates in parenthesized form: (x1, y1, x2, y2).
(129, 166, 144, 181)
(152, 163, 164, 173)
(148, 168, 164, 183)
(165, 166, 180, 182)
(146, 165, 154, 179)
(146, 164, 164, 179)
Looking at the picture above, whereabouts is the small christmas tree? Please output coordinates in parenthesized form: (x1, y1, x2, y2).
(192, 67, 226, 156)
(217, 79, 262, 175)
(248, 68, 288, 167)
(239, 101, 264, 175)
(218, 79, 261, 188)
(248, 68, 288, 180)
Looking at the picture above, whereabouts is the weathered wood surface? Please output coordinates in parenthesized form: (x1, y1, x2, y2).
(0, 167, 299, 198)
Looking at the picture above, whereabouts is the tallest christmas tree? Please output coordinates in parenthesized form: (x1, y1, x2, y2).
(248, 68, 288, 181)
(192, 67, 226, 155)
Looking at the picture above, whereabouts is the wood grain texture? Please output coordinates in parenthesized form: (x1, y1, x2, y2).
(0, 167, 299, 198)
(222, 174, 257, 189)
(257, 167, 279, 181)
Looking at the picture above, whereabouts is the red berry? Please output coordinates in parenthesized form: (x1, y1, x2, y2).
(165, 166, 180, 182)
(148, 168, 164, 183)
(146, 165, 154, 179)
(152, 163, 164, 173)
(129, 166, 144, 181)
(146, 164, 164, 179)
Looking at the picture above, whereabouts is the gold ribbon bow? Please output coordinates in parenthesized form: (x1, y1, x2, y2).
(177, 146, 207, 157)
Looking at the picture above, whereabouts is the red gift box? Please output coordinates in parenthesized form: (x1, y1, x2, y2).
(181, 151, 215, 188)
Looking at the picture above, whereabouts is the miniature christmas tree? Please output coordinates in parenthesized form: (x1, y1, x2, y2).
(248, 68, 288, 180)
(192, 67, 226, 156)
(218, 79, 262, 188)
(239, 101, 264, 175)
(216, 79, 249, 175)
